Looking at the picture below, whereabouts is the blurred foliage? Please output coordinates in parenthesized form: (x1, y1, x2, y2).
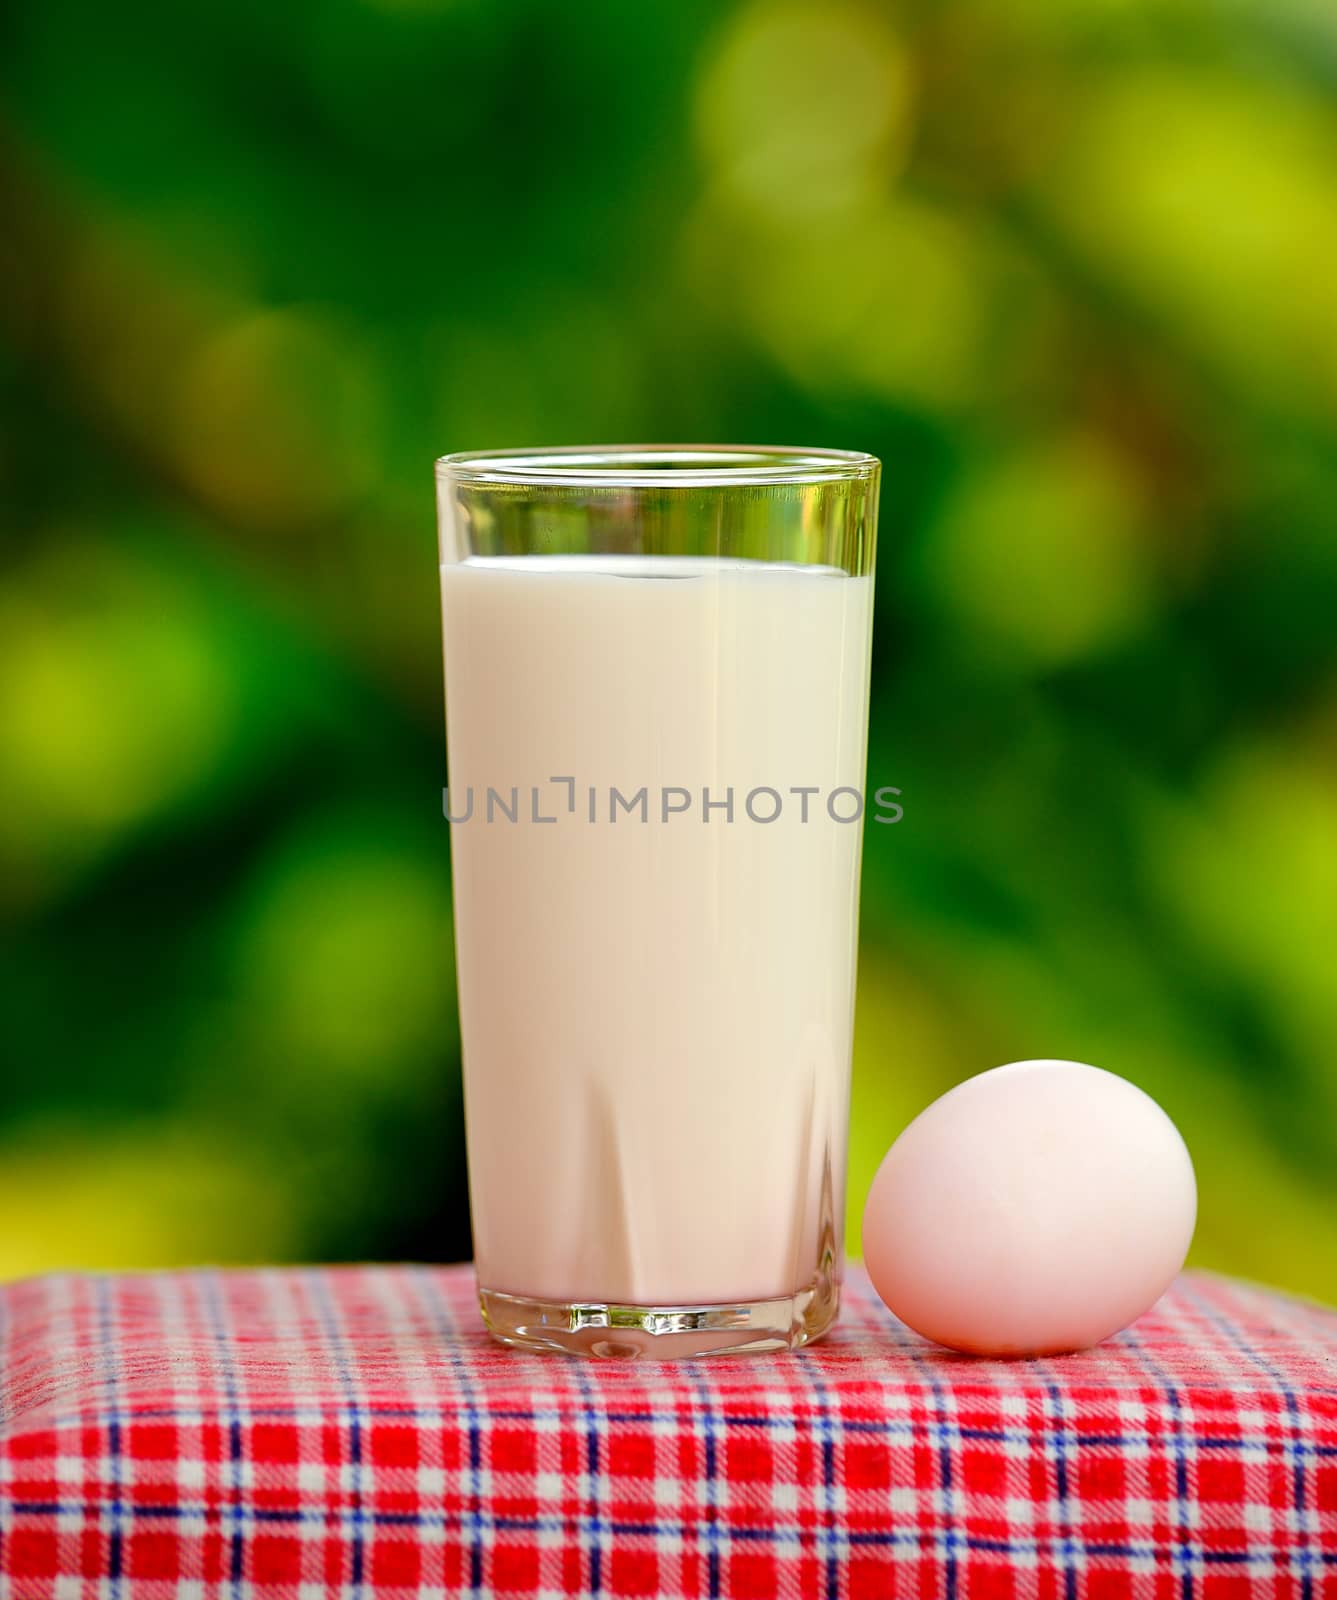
(2, 0, 1336, 1299)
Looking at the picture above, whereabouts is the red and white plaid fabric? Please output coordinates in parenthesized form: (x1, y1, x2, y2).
(0, 1264, 1334, 1599)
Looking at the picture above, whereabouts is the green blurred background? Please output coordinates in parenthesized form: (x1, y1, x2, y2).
(2, 0, 1335, 1298)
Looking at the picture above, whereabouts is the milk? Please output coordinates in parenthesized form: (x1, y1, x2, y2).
(440, 556, 873, 1307)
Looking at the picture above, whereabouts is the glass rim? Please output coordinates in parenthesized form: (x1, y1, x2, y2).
(435, 444, 880, 489)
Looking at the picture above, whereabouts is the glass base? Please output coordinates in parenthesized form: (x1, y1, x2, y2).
(478, 1268, 840, 1359)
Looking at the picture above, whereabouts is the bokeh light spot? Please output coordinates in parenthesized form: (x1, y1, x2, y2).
(174, 307, 384, 527)
(0, 543, 239, 895)
(696, 1, 914, 222)
(1044, 71, 1337, 418)
(923, 434, 1157, 665)
(1148, 732, 1337, 1079)
(726, 199, 997, 410)
(232, 814, 453, 1092)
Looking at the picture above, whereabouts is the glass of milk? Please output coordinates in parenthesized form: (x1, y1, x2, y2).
(436, 447, 879, 1357)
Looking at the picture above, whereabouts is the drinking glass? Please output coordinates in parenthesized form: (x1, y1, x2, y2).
(436, 446, 879, 1357)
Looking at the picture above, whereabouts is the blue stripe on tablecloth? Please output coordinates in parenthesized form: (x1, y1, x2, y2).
(1038, 1370, 1081, 1600)
(198, 1270, 251, 1600)
(306, 1271, 370, 1599)
(89, 1400, 1337, 1458)
(95, 1276, 126, 1599)
(1180, 1279, 1320, 1600)
(418, 1268, 488, 1598)
(14, 1492, 1329, 1569)
(683, 1361, 723, 1600)
(571, 1355, 607, 1597)
(896, 1323, 963, 1597)
(794, 1355, 846, 1600)
(1121, 1320, 1199, 1600)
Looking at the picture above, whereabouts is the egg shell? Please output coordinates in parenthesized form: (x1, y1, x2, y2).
(861, 1059, 1197, 1356)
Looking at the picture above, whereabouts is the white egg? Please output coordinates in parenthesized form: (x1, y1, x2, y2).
(861, 1059, 1197, 1356)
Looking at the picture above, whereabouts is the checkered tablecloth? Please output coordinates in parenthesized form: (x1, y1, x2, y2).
(1, 1264, 1335, 1598)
